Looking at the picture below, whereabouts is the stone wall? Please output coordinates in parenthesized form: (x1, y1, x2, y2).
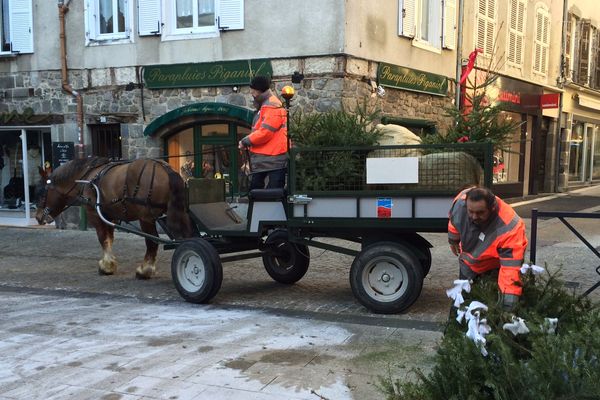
(1, 55, 454, 160)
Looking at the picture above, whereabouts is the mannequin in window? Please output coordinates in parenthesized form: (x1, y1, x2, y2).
(27, 145, 42, 202)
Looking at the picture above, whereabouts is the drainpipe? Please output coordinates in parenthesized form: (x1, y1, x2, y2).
(454, 0, 465, 109)
(58, 0, 85, 159)
(554, 0, 569, 192)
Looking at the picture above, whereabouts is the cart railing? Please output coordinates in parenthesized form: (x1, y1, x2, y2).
(530, 209, 600, 297)
(288, 142, 493, 195)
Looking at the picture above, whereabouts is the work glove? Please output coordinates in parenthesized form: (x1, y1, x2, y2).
(500, 293, 519, 312)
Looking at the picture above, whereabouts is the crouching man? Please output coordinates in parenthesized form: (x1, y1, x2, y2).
(448, 186, 528, 310)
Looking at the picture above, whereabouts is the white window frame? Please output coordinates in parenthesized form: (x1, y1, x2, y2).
(532, 4, 550, 76)
(85, 0, 134, 45)
(0, 0, 34, 54)
(507, 0, 526, 67)
(399, 0, 454, 52)
(475, 0, 497, 58)
(160, 0, 244, 41)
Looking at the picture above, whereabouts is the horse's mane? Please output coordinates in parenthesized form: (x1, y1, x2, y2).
(51, 157, 110, 186)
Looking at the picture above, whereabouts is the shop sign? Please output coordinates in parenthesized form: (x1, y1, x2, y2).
(377, 63, 449, 96)
(143, 59, 273, 89)
(0, 107, 60, 125)
(52, 142, 75, 170)
(540, 93, 560, 109)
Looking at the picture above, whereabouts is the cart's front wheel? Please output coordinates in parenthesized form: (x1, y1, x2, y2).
(350, 242, 423, 314)
(171, 238, 223, 304)
(262, 230, 310, 284)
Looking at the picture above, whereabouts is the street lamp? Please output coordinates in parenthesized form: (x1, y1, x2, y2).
(281, 85, 295, 153)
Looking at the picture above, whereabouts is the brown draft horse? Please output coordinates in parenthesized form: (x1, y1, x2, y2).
(35, 157, 192, 279)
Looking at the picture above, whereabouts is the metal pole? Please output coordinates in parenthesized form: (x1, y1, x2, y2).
(530, 208, 538, 263)
(454, 0, 465, 109)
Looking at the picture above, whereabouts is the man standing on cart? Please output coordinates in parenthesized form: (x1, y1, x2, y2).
(448, 186, 528, 310)
(238, 75, 288, 190)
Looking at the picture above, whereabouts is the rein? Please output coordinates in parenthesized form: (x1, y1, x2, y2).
(40, 160, 112, 219)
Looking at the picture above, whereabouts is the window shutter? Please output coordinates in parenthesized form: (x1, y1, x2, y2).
(577, 20, 591, 85)
(8, 0, 33, 53)
(534, 11, 542, 72)
(443, 0, 456, 49)
(541, 13, 549, 74)
(476, 0, 495, 56)
(138, 0, 162, 36)
(399, 0, 415, 38)
(218, 0, 244, 30)
(595, 29, 600, 89)
(564, 16, 572, 79)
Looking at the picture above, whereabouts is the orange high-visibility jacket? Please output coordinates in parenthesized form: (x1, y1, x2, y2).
(247, 94, 288, 156)
(448, 188, 528, 295)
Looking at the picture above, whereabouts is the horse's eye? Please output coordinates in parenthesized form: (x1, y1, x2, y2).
(46, 179, 51, 185)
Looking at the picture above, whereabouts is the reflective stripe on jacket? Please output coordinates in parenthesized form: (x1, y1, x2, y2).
(448, 188, 528, 295)
(247, 94, 288, 156)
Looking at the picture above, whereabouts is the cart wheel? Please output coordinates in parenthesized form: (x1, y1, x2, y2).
(171, 238, 223, 304)
(350, 242, 424, 314)
(262, 230, 310, 284)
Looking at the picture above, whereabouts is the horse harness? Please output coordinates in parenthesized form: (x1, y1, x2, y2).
(78, 160, 169, 219)
(42, 159, 169, 221)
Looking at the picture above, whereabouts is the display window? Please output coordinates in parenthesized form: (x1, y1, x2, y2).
(493, 112, 523, 184)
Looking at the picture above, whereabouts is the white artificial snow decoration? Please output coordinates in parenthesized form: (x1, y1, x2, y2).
(446, 279, 472, 308)
(465, 310, 490, 356)
(520, 263, 545, 275)
(456, 301, 491, 356)
(502, 316, 530, 336)
(541, 317, 558, 334)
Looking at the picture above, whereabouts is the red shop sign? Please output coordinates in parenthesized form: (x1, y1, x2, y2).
(540, 93, 560, 109)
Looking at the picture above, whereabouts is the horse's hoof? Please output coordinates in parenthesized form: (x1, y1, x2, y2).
(98, 268, 114, 276)
(135, 271, 152, 280)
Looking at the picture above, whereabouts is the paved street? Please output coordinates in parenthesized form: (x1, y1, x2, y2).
(0, 185, 598, 399)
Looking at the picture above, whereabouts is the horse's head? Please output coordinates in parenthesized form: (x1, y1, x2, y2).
(34, 173, 66, 225)
(35, 176, 60, 225)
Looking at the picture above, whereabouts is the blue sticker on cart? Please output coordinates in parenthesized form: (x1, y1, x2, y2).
(377, 197, 392, 218)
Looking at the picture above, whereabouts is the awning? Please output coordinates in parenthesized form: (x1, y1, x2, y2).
(576, 94, 600, 111)
(143, 102, 254, 137)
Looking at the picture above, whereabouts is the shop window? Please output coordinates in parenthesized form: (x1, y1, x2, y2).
(592, 126, 600, 180)
(493, 113, 522, 184)
(85, 0, 133, 45)
(568, 122, 585, 182)
(0, 0, 33, 54)
(507, 0, 526, 67)
(139, 0, 244, 39)
(398, 0, 456, 50)
(90, 124, 122, 160)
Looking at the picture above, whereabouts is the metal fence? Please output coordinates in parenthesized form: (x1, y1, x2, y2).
(288, 142, 493, 194)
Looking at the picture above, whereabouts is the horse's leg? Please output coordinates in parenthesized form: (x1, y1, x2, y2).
(135, 220, 159, 279)
(92, 213, 118, 275)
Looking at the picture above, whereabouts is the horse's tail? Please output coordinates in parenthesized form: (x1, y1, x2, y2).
(164, 165, 193, 239)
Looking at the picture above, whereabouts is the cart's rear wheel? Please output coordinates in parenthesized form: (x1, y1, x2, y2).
(262, 230, 310, 284)
(171, 238, 223, 304)
(418, 245, 432, 277)
(350, 242, 423, 314)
